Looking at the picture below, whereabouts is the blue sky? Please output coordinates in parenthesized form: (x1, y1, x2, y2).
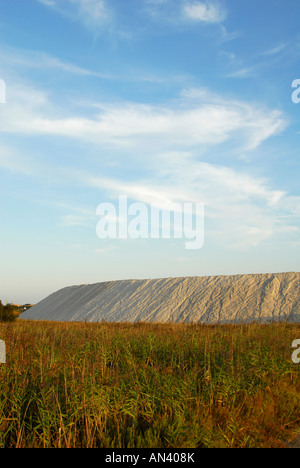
(1, 0, 300, 304)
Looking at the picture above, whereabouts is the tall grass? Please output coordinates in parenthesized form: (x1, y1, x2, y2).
(0, 320, 299, 448)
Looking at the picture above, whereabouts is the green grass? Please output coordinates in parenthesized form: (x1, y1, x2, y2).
(0, 320, 299, 448)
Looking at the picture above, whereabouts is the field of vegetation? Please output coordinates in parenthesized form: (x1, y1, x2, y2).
(0, 301, 20, 322)
(0, 320, 299, 448)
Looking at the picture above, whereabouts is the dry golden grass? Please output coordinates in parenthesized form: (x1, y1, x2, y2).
(0, 320, 299, 448)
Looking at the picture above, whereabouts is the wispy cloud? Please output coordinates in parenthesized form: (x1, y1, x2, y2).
(73, 0, 109, 30)
(145, 0, 227, 29)
(86, 160, 298, 249)
(37, 0, 56, 6)
(0, 81, 287, 154)
(3, 46, 111, 79)
(36, 0, 110, 32)
(60, 214, 94, 227)
(93, 246, 118, 255)
(224, 41, 298, 80)
(183, 1, 227, 23)
(1, 77, 294, 250)
(260, 42, 289, 57)
(226, 67, 257, 79)
(3, 140, 298, 250)
(3, 46, 192, 87)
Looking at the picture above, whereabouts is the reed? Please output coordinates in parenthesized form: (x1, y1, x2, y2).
(0, 320, 299, 448)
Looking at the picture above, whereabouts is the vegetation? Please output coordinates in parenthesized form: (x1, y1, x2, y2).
(0, 302, 18, 322)
(0, 320, 299, 448)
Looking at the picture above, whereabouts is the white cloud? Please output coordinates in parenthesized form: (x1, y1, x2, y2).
(0, 83, 286, 154)
(0, 145, 30, 175)
(60, 215, 92, 227)
(260, 43, 289, 57)
(226, 67, 257, 79)
(3, 46, 193, 87)
(3, 47, 111, 79)
(1, 80, 295, 250)
(40, 55, 110, 77)
(183, 1, 227, 23)
(37, 0, 56, 6)
(146, 0, 227, 28)
(86, 161, 297, 249)
(74, 0, 109, 30)
(36, 0, 110, 31)
(93, 246, 118, 255)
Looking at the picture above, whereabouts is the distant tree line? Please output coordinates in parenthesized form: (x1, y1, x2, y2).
(0, 301, 18, 322)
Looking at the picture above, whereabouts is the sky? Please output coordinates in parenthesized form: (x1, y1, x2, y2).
(0, 0, 300, 304)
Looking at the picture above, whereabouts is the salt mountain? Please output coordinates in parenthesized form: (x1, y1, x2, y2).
(20, 272, 300, 324)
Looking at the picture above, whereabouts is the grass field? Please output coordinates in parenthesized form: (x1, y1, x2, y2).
(0, 320, 299, 448)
